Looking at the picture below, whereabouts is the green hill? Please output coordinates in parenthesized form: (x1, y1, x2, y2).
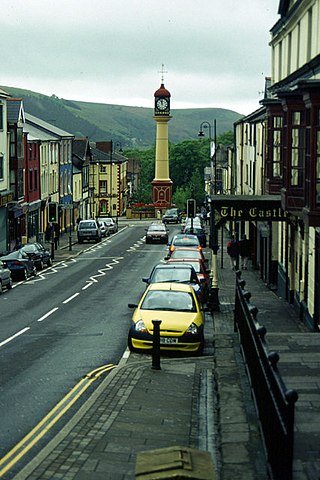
(3, 85, 243, 148)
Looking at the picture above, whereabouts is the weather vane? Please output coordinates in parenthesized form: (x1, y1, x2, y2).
(158, 63, 168, 83)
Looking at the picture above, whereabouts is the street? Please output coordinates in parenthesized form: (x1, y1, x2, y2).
(0, 222, 179, 476)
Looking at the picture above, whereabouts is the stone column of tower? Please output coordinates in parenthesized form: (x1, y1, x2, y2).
(152, 82, 173, 210)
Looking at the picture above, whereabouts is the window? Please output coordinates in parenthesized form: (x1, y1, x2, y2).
(99, 180, 107, 194)
(316, 121, 320, 205)
(29, 169, 33, 191)
(290, 111, 304, 187)
(0, 155, 3, 179)
(272, 116, 283, 177)
(0, 105, 3, 130)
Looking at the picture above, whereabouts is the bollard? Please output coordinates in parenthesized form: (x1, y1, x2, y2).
(69, 234, 72, 251)
(151, 320, 161, 370)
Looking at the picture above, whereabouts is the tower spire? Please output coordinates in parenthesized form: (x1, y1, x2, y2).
(158, 63, 168, 83)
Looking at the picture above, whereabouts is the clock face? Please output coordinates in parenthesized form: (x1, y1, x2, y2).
(156, 98, 168, 111)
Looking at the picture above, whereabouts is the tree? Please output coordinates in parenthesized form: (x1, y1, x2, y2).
(124, 132, 234, 204)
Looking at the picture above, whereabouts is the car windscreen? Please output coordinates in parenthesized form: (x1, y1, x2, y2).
(141, 290, 196, 312)
(79, 222, 96, 229)
(148, 225, 165, 232)
(152, 269, 191, 283)
(22, 245, 37, 252)
(170, 250, 202, 260)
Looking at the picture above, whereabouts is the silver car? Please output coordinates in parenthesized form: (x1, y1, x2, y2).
(0, 260, 13, 293)
(77, 220, 102, 243)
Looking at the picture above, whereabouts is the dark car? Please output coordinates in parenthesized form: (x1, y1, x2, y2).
(162, 208, 182, 224)
(166, 258, 211, 301)
(0, 260, 13, 293)
(183, 226, 207, 247)
(21, 242, 53, 270)
(145, 223, 169, 244)
(0, 250, 36, 280)
(142, 263, 205, 303)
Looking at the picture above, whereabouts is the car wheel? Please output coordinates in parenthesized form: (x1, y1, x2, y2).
(38, 260, 44, 270)
(0, 281, 3, 294)
(47, 257, 53, 266)
(22, 268, 28, 280)
(7, 277, 13, 289)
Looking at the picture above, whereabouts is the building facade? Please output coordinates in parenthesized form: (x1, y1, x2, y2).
(233, 0, 320, 330)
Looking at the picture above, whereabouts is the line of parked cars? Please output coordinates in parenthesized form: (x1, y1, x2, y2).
(0, 241, 53, 290)
(77, 218, 119, 243)
(128, 226, 211, 355)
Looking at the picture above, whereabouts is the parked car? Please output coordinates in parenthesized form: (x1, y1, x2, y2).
(162, 208, 182, 224)
(97, 220, 110, 237)
(142, 262, 205, 303)
(166, 258, 211, 301)
(145, 223, 169, 244)
(128, 282, 205, 354)
(77, 219, 102, 243)
(166, 234, 201, 258)
(99, 217, 118, 234)
(182, 216, 203, 231)
(168, 247, 207, 265)
(0, 250, 37, 280)
(20, 242, 53, 270)
(183, 226, 207, 247)
(0, 260, 13, 293)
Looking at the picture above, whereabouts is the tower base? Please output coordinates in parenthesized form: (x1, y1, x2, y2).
(152, 179, 173, 208)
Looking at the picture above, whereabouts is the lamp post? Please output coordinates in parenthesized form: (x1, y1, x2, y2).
(198, 120, 219, 311)
(109, 141, 123, 218)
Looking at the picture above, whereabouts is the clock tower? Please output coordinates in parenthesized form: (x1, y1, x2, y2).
(152, 81, 173, 209)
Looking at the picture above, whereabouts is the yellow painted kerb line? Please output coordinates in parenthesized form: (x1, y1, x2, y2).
(0, 363, 117, 477)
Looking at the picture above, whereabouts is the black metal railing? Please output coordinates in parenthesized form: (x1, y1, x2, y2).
(234, 272, 298, 480)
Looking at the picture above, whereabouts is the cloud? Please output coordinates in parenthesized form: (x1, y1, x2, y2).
(1, 0, 280, 115)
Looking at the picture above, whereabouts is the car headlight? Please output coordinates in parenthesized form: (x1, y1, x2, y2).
(186, 323, 198, 335)
(135, 320, 148, 332)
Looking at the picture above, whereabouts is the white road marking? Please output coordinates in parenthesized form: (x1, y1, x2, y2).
(37, 307, 59, 322)
(0, 327, 30, 347)
(63, 293, 80, 304)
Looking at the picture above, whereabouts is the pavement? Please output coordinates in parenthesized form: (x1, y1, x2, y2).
(9, 219, 320, 480)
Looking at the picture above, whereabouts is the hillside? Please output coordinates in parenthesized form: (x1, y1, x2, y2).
(2, 86, 243, 148)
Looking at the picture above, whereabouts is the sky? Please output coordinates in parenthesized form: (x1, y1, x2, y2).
(1, 0, 280, 116)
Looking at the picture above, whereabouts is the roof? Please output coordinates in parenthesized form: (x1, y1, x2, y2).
(90, 145, 127, 164)
(23, 121, 59, 141)
(7, 98, 25, 123)
(154, 83, 171, 98)
(25, 112, 73, 138)
(73, 138, 90, 159)
(0, 87, 10, 98)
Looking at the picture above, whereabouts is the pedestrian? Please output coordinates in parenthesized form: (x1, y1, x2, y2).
(45, 224, 52, 242)
(239, 234, 251, 270)
(227, 235, 239, 270)
(53, 222, 60, 249)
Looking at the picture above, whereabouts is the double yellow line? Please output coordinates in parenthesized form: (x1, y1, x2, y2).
(0, 363, 116, 477)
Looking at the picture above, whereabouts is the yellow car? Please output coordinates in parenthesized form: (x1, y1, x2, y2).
(128, 282, 205, 354)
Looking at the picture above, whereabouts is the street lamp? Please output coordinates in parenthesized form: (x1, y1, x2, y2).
(198, 120, 217, 195)
(198, 120, 220, 312)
